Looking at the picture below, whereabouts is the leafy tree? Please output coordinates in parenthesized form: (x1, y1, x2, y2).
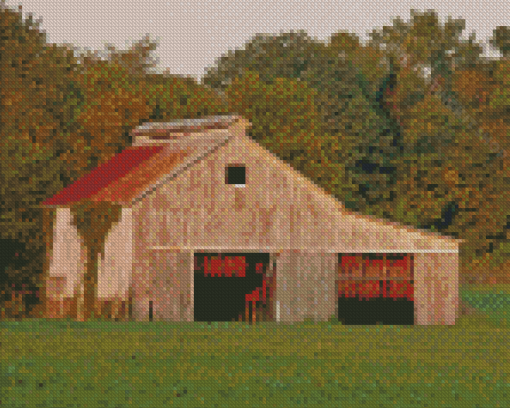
(224, 69, 361, 207)
(446, 59, 509, 157)
(364, 10, 510, 279)
(451, 66, 497, 111)
(367, 9, 483, 76)
(489, 26, 510, 59)
(367, 9, 505, 160)
(67, 59, 149, 174)
(375, 91, 509, 273)
(479, 60, 510, 151)
(298, 58, 400, 207)
(0, 1, 86, 316)
(224, 69, 321, 160)
(102, 34, 160, 78)
(142, 74, 230, 124)
(327, 30, 427, 112)
(202, 30, 328, 90)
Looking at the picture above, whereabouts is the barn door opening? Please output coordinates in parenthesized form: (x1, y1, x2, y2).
(337, 254, 415, 325)
(193, 252, 272, 323)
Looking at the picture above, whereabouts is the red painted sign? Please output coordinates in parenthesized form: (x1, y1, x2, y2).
(203, 256, 246, 277)
(338, 280, 414, 301)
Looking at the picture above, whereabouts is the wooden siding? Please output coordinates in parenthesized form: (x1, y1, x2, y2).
(275, 251, 337, 323)
(415, 252, 459, 325)
(131, 249, 193, 321)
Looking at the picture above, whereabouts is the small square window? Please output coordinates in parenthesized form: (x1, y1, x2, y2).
(226, 165, 246, 185)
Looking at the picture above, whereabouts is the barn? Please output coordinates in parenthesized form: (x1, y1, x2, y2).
(41, 115, 463, 325)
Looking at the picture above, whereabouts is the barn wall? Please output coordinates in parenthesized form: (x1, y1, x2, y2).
(97, 208, 133, 300)
(275, 250, 337, 323)
(132, 204, 152, 321)
(415, 252, 459, 325)
(47, 208, 87, 298)
(131, 248, 193, 322)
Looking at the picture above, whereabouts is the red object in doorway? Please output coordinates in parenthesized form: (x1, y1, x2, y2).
(341, 255, 360, 269)
(367, 258, 384, 272)
(224, 257, 235, 277)
(234, 257, 246, 277)
(338, 279, 414, 301)
(210, 258, 222, 277)
(203, 255, 247, 277)
(357, 280, 381, 300)
(391, 257, 408, 270)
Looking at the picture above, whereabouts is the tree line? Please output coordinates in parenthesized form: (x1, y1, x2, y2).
(1, 3, 509, 318)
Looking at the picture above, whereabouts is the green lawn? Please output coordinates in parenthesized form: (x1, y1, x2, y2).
(1, 285, 510, 408)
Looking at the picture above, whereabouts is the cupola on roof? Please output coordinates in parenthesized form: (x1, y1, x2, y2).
(131, 114, 242, 139)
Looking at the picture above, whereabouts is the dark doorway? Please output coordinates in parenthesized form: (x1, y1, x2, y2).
(337, 286, 415, 325)
(194, 252, 269, 322)
(337, 254, 415, 325)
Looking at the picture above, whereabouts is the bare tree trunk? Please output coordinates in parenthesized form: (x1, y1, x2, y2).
(82, 247, 100, 320)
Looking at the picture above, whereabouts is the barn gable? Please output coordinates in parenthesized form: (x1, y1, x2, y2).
(132, 115, 462, 253)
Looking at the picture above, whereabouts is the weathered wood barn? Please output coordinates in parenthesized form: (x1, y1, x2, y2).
(41, 115, 463, 325)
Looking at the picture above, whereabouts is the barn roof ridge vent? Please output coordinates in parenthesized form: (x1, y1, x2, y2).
(131, 114, 242, 140)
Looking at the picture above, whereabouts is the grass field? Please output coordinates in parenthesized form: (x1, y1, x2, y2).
(1, 284, 509, 408)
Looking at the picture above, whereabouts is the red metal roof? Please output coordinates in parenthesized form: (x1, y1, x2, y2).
(41, 146, 165, 206)
(89, 147, 189, 204)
